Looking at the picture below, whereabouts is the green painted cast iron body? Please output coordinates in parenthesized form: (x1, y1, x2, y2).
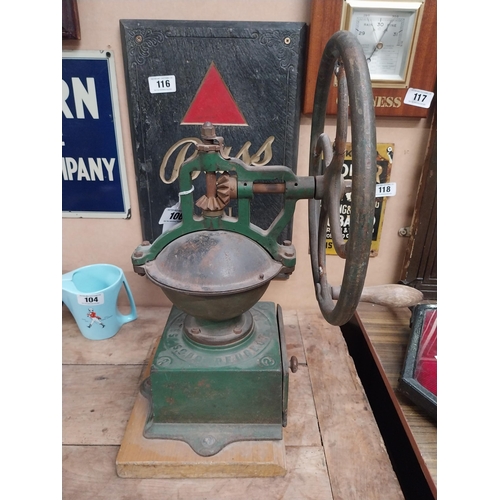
(142, 302, 289, 456)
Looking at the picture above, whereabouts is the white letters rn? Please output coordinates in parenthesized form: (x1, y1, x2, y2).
(62, 77, 116, 182)
(62, 77, 99, 119)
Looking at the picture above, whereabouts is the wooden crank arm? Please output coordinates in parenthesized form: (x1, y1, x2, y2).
(330, 284, 423, 308)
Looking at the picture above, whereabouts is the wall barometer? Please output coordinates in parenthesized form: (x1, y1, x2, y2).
(304, 0, 437, 117)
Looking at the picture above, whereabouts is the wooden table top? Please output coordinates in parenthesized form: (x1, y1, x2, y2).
(63, 304, 405, 500)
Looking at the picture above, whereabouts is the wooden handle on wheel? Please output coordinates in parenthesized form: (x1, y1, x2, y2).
(331, 284, 423, 308)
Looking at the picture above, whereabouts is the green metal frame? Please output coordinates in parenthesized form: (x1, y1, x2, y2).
(132, 151, 315, 271)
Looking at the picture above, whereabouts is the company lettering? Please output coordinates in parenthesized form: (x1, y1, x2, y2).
(62, 157, 116, 181)
(62, 76, 118, 183)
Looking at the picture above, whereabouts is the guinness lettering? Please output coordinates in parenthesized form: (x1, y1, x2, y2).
(336, 96, 402, 109)
(373, 96, 402, 108)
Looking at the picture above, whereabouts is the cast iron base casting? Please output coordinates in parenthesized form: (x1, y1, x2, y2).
(140, 302, 290, 456)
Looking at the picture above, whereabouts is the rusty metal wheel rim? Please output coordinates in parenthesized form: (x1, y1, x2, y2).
(308, 30, 377, 326)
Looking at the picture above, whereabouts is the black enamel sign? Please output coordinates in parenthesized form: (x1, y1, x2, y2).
(120, 20, 306, 243)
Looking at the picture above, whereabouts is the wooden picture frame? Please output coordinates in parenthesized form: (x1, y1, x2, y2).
(303, 0, 436, 117)
(399, 303, 437, 420)
(62, 0, 81, 40)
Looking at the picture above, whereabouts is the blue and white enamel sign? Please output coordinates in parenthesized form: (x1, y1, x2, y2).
(62, 50, 131, 218)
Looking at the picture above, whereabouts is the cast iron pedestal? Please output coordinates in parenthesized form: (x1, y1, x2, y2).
(140, 302, 289, 456)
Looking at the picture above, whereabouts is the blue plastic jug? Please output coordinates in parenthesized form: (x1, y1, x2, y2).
(62, 264, 137, 340)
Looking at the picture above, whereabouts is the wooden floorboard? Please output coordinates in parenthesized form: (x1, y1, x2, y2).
(298, 310, 404, 500)
(355, 302, 437, 487)
(62, 305, 168, 365)
(63, 445, 333, 500)
(62, 364, 144, 445)
(63, 304, 406, 498)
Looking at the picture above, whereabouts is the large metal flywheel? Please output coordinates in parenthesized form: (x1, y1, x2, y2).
(309, 30, 377, 326)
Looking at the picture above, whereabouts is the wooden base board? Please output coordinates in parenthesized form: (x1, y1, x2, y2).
(116, 332, 287, 482)
(116, 391, 286, 478)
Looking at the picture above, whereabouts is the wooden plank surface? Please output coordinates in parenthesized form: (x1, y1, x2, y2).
(64, 445, 333, 500)
(62, 364, 142, 445)
(298, 310, 404, 500)
(282, 309, 307, 365)
(281, 309, 322, 447)
(355, 303, 437, 487)
(63, 305, 405, 498)
(62, 305, 169, 365)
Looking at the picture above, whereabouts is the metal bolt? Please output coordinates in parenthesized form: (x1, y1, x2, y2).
(398, 226, 411, 237)
(283, 240, 294, 257)
(133, 251, 143, 258)
(202, 435, 216, 447)
(290, 356, 298, 373)
(135, 35, 143, 43)
(190, 327, 201, 335)
(201, 122, 216, 140)
(233, 327, 242, 335)
(259, 273, 265, 280)
(284, 37, 291, 45)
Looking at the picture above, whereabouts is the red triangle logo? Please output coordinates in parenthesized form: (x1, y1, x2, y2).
(182, 63, 247, 126)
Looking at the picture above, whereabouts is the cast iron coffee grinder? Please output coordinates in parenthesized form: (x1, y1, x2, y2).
(131, 31, 421, 457)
